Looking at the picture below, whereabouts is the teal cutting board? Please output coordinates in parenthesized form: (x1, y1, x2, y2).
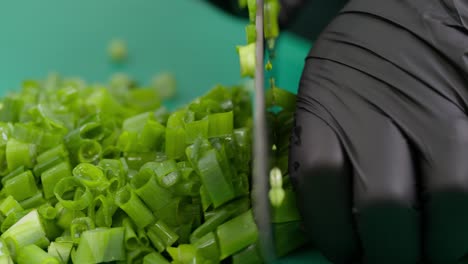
(0, 1, 328, 263)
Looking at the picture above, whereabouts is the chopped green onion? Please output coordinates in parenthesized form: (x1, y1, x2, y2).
(1, 166, 25, 186)
(165, 128, 186, 159)
(53, 177, 92, 211)
(245, 24, 257, 44)
(0, 196, 23, 218)
(197, 149, 235, 208)
(72, 163, 107, 190)
(1, 211, 29, 233)
(193, 232, 220, 261)
(185, 119, 209, 144)
(3, 171, 38, 202)
(122, 218, 139, 250)
(47, 241, 73, 264)
(41, 161, 72, 199)
(131, 165, 173, 212)
(114, 186, 155, 229)
(232, 243, 263, 264)
(36, 145, 68, 165)
(216, 210, 258, 260)
(208, 111, 233, 138)
(146, 220, 179, 252)
(18, 192, 45, 210)
(1, 210, 48, 256)
(78, 140, 102, 164)
(151, 72, 177, 100)
(167, 244, 199, 264)
(108, 39, 128, 63)
(143, 251, 170, 264)
(137, 228, 150, 247)
(37, 204, 57, 220)
(70, 217, 95, 244)
(236, 43, 256, 78)
(264, 0, 280, 40)
(17, 244, 59, 264)
(247, 0, 257, 22)
(88, 195, 115, 228)
(73, 227, 125, 263)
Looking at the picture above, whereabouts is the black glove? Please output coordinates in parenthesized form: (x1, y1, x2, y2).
(289, 0, 468, 263)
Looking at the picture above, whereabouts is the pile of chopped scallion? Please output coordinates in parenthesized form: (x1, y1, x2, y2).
(0, 70, 303, 264)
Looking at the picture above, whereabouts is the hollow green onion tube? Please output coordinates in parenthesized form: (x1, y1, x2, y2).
(78, 139, 102, 164)
(41, 161, 72, 199)
(132, 164, 173, 212)
(6, 138, 36, 171)
(98, 159, 125, 181)
(1, 166, 25, 186)
(37, 204, 57, 220)
(193, 232, 220, 261)
(79, 122, 104, 141)
(146, 220, 179, 252)
(138, 119, 165, 152)
(148, 160, 181, 188)
(122, 112, 151, 133)
(0, 96, 23, 123)
(122, 218, 139, 250)
(137, 228, 150, 247)
(0, 255, 13, 263)
(165, 128, 186, 160)
(185, 119, 209, 144)
(264, 0, 280, 41)
(0, 237, 11, 257)
(142, 252, 170, 264)
(34, 156, 67, 182)
(70, 217, 95, 244)
(200, 185, 212, 212)
(4, 171, 38, 202)
(55, 204, 86, 231)
(36, 145, 68, 164)
(245, 24, 257, 44)
(167, 245, 200, 264)
(114, 186, 155, 229)
(19, 192, 46, 210)
(41, 219, 62, 243)
(208, 111, 233, 138)
(17, 244, 59, 264)
(216, 210, 259, 260)
(247, 0, 256, 22)
(1, 210, 48, 255)
(190, 208, 230, 243)
(72, 163, 108, 190)
(197, 149, 235, 208)
(54, 177, 92, 211)
(232, 243, 262, 264)
(73, 227, 125, 263)
(47, 241, 73, 264)
(87, 195, 115, 228)
(125, 247, 153, 264)
(1, 211, 29, 233)
(0, 196, 23, 218)
(236, 43, 256, 78)
(191, 198, 250, 243)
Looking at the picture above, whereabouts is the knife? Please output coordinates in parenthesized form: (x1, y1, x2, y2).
(252, 0, 277, 262)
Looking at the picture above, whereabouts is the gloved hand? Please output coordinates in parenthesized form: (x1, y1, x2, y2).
(289, 0, 468, 263)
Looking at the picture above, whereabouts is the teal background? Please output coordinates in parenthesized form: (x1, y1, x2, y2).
(0, 0, 310, 104)
(0, 1, 330, 263)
